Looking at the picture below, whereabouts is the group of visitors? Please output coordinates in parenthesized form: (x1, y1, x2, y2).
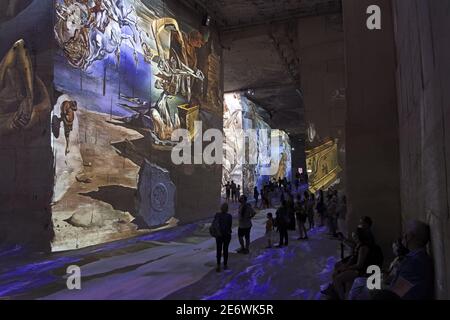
(224, 181, 241, 202)
(264, 188, 331, 248)
(216, 181, 349, 271)
(259, 177, 293, 209)
(219, 182, 350, 266)
(271, 187, 347, 244)
(321, 216, 434, 300)
(249, 178, 285, 209)
(215, 181, 434, 300)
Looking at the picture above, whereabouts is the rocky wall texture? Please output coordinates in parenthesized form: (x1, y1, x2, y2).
(393, 0, 450, 299)
(343, 0, 402, 260)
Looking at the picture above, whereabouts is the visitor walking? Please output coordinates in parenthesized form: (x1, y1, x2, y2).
(231, 181, 237, 202)
(225, 181, 231, 202)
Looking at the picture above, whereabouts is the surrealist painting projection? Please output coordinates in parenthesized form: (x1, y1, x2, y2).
(270, 129, 292, 183)
(242, 95, 272, 196)
(223, 93, 244, 192)
(0, 0, 55, 252)
(305, 139, 341, 193)
(52, 0, 223, 251)
(222, 93, 280, 197)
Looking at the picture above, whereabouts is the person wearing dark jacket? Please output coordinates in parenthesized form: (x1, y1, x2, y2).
(286, 193, 296, 230)
(237, 195, 256, 254)
(276, 200, 289, 247)
(214, 203, 233, 272)
(253, 186, 259, 208)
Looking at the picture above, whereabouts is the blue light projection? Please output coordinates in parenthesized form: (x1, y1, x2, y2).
(0, 222, 199, 298)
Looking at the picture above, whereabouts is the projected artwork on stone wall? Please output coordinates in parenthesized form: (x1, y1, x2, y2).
(0, 0, 55, 252)
(305, 139, 341, 193)
(271, 129, 292, 183)
(223, 93, 244, 192)
(52, 0, 223, 251)
(222, 93, 290, 197)
(242, 95, 272, 196)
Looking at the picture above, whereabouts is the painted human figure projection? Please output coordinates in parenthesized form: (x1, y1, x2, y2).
(0, 39, 51, 136)
(148, 18, 207, 141)
(88, 0, 109, 33)
(52, 100, 78, 155)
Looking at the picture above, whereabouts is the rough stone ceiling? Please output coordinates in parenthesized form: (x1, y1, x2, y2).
(181, 0, 342, 134)
(222, 30, 305, 131)
(185, 0, 342, 30)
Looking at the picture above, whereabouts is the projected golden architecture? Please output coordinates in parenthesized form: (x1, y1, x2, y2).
(306, 139, 341, 193)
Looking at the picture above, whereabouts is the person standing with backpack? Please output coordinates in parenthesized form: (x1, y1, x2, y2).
(210, 203, 232, 272)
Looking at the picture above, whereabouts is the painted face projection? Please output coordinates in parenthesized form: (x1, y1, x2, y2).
(52, 0, 222, 251)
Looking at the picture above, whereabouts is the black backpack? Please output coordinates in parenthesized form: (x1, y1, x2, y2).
(209, 215, 222, 238)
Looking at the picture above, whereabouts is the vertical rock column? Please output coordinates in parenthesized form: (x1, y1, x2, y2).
(342, 0, 402, 258)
